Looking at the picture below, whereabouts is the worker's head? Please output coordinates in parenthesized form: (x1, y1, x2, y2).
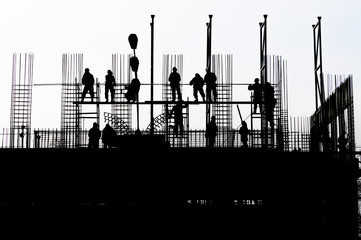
(172, 67, 177, 72)
(211, 116, 216, 121)
(85, 68, 90, 72)
(254, 78, 259, 83)
(242, 121, 247, 126)
(107, 70, 112, 75)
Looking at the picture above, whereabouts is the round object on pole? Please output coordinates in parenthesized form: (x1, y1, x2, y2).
(128, 34, 138, 50)
(130, 56, 139, 72)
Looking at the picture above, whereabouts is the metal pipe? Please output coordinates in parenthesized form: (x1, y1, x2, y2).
(150, 15, 155, 135)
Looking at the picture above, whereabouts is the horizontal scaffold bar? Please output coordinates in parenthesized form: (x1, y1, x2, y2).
(73, 101, 255, 105)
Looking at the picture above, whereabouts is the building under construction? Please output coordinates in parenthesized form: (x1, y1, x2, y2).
(1, 15, 359, 239)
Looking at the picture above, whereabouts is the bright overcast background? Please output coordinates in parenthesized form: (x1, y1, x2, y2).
(0, 0, 360, 148)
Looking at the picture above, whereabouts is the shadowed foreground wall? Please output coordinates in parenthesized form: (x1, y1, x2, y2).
(0, 147, 358, 239)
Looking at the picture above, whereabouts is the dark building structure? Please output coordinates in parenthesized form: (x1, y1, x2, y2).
(2, 15, 359, 239)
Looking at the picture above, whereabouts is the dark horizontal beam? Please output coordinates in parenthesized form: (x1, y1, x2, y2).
(73, 101, 255, 105)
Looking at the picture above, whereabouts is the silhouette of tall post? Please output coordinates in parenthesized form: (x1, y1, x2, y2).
(312, 16, 326, 151)
(128, 34, 140, 134)
(206, 15, 213, 147)
(150, 15, 155, 135)
(206, 15, 212, 73)
(313, 16, 325, 114)
(260, 14, 268, 149)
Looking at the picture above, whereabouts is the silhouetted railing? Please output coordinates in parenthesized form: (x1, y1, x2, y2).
(0, 127, 309, 151)
(288, 131, 311, 152)
(0, 128, 11, 148)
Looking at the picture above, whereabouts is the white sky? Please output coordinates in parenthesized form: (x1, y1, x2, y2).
(0, 0, 360, 148)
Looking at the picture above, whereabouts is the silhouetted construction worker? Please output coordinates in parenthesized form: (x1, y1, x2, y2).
(239, 121, 250, 148)
(338, 130, 348, 153)
(320, 126, 331, 152)
(206, 116, 218, 148)
(265, 82, 276, 127)
(105, 70, 116, 102)
(168, 67, 182, 102)
(248, 78, 262, 113)
(125, 78, 140, 102)
(204, 68, 217, 102)
(102, 123, 116, 148)
(88, 122, 101, 148)
(168, 101, 188, 137)
(81, 68, 95, 102)
(310, 121, 319, 152)
(189, 73, 205, 102)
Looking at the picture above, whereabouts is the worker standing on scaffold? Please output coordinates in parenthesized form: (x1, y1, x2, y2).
(204, 67, 217, 102)
(81, 68, 95, 102)
(239, 121, 251, 149)
(338, 129, 348, 153)
(88, 122, 101, 148)
(168, 100, 188, 137)
(265, 82, 276, 128)
(206, 115, 218, 148)
(105, 70, 116, 103)
(168, 67, 182, 102)
(189, 73, 205, 102)
(248, 78, 262, 113)
(125, 77, 141, 103)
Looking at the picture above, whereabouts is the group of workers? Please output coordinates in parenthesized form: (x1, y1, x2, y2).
(248, 77, 277, 127)
(80, 68, 139, 103)
(80, 67, 275, 112)
(169, 67, 217, 103)
(80, 67, 218, 104)
(82, 68, 349, 151)
(87, 122, 116, 149)
(81, 67, 279, 149)
(87, 115, 248, 149)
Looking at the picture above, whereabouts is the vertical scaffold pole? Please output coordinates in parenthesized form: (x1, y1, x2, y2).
(206, 15, 213, 147)
(313, 16, 325, 113)
(260, 14, 268, 149)
(312, 16, 326, 152)
(150, 15, 155, 135)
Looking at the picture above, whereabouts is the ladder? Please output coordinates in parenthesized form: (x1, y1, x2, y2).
(75, 80, 100, 147)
